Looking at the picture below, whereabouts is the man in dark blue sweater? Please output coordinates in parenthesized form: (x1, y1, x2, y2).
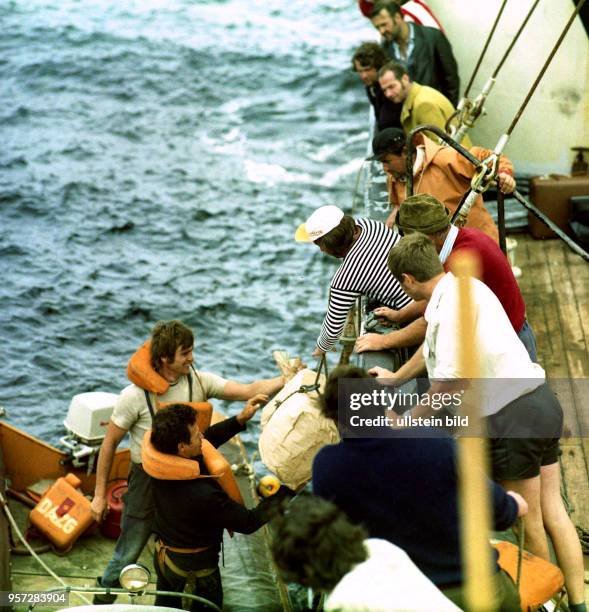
(312, 366, 527, 609)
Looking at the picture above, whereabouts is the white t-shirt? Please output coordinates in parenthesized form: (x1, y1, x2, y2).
(423, 273, 544, 417)
(111, 369, 227, 463)
(325, 539, 460, 612)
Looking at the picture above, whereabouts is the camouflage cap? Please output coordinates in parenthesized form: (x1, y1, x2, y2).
(398, 194, 451, 234)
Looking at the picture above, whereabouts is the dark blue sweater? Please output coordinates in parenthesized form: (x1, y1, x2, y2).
(312, 429, 517, 586)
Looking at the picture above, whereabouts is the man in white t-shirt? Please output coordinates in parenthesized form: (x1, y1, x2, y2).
(91, 319, 286, 602)
(271, 493, 461, 612)
(370, 234, 586, 608)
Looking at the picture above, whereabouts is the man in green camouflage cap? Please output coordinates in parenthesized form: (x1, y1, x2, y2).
(356, 194, 536, 360)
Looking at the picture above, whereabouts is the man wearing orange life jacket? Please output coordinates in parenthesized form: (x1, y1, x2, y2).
(91, 319, 287, 604)
(146, 404, 292, 610)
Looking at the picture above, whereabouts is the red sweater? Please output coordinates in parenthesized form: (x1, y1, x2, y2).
(445, 228, 526, 332)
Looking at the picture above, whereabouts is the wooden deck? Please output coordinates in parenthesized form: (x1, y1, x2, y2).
(515, 232, 589, 601)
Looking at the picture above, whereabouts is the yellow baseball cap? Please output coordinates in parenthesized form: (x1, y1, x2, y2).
(295, 205, 344, 242)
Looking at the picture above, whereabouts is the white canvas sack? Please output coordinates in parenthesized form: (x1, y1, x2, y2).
(259, 368, 339, 490)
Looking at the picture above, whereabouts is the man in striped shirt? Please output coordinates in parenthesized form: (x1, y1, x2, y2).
(295, 205, 413, 357)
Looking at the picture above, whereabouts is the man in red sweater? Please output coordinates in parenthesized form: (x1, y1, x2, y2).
(355, 194, 537, 361)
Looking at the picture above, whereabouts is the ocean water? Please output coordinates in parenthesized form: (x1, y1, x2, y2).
(0, 0, 378, 447)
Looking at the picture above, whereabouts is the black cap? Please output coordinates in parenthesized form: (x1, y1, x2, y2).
(367, 128, 406, 161)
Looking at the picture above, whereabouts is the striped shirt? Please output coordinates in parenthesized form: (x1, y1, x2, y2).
(317, 218, 412, 352)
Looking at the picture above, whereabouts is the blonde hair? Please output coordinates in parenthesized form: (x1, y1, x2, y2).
(387, 233, 443, 282)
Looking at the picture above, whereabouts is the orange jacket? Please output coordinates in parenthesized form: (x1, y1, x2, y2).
(387, 136, 514, 242)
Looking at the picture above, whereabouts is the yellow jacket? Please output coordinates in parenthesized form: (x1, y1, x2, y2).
(401, 82, 473, 148)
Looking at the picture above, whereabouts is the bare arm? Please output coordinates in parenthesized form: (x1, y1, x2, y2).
(368, 342, 427, 385)
(91, 421, 128, 522)
(221, 376, 285, 401)
(373, 300, 426, 325)
(355, 317, 427, 353)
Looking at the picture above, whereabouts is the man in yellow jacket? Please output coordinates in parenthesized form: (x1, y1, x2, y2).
(369, 128, 516, 241)
(378, 60, 472, 148)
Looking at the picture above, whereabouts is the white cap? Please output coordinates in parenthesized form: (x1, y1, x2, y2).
(295, 205, 344, 242)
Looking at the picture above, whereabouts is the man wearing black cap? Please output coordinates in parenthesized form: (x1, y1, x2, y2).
(368, 127, 515, 239)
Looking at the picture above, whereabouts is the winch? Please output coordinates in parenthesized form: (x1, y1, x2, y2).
(60, 391, 119, 472)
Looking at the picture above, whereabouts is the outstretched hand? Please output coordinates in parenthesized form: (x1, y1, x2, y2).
(237, 393, 268, 424)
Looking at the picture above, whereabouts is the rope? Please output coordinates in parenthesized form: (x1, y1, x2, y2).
(507, 0, 587, 137)
(314, 353, 328, 385)
(351, 159, 368, 217)
(512, 190, 589, 262)
(0, 491, 91, 605)
(496, 184, 507, 256)
(464, 0, 509, 97)
(272, 356, 327, 410)
(516, 518, 525, 590)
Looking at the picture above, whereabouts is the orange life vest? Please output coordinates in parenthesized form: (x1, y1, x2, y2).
(141, 432, 244, 506)
(128, 340, 169, 394)
(127, 339, 213, 433)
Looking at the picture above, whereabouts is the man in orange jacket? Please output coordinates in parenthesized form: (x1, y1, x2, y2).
(369, 127, 516, 241)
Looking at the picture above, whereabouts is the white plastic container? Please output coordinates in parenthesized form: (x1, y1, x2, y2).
(63, 392, 119, 443)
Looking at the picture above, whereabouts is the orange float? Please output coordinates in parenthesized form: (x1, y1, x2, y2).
(141, 433, 244, 506)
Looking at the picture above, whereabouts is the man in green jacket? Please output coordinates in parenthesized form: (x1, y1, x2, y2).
(378, 61, 472, 147)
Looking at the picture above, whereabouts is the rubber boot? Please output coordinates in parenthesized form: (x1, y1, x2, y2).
(92, 577, 118, 605)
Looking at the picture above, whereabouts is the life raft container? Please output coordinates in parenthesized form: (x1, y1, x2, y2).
(142, 432, 244, 506)
(29, 473, 95, 551)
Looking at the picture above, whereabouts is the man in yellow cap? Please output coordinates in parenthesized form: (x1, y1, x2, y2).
(295, 205, 419, 358)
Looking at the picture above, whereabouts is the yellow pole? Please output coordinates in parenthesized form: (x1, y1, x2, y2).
(450, 251, 497, 612)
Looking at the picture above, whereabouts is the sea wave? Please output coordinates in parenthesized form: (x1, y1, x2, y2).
(0, 0, 374, 444)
